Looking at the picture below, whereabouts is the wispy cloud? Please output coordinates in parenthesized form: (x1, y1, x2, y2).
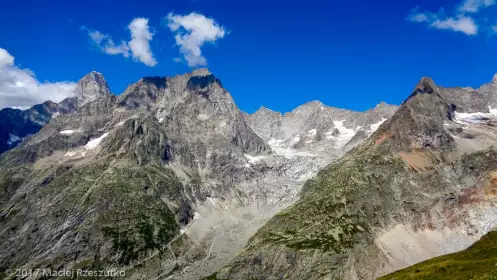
(165, 12, 226, 67)
(0, 48, 77, 109)
(82, 18, 156, 67)
(458, 0, 496, 13)
(407, 7, 478, 36)
(81, 27, 130, 57)
(431, 16, 478, 35)
(407, 0, 497, 36)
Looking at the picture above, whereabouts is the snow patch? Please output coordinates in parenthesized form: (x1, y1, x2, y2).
(52, 112, 61, 119)
(65, 151, 77, 157)
(307, 129, 317, 136)
(326, 120, 358, 148)
(245, 154, 266, 164)
(270, 146, 315, 159)
(289, 135, 301, 145)
(453, 106, 497, 125)
(60, 130, 77, 135)
(268, 138, 284, 146)
(267, 137, 315, 158)
(370, 118, 387, 133)
(85, 132, 109, 150)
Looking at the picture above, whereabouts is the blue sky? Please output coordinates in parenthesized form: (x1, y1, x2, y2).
(1, 0, 497, 112)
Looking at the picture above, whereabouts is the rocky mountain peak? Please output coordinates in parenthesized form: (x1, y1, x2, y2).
(300, 100, 324, 109)
(290, 100, 328, 117)
(76, 71, 111, 105)
(253, 106, 282, 117)
(412, 76, 438, 95)
(367, 77, 454, 152)
(374, 101, 395, 110)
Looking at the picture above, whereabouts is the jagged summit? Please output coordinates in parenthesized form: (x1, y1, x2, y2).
(365, 76, 456, 152)
(76, 71, 111, 105)
(253, 105, 281, 115)
(294, 100, 326, 111)
(415, 77, 437, 93)
(404, 77, 439, 104)
(374, 101, 396, 110)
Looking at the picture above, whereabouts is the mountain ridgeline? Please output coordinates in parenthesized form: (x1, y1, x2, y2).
(0, 69, 274, 279)
(1, 70, 497, 280)
(210, 76, 497, 279)
(0, 71, 111, 155)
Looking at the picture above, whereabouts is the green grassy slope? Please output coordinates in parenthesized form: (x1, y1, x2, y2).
(379, 231, 497, 280)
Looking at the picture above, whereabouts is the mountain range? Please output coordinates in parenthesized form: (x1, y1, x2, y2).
(1, 70, 497, 280)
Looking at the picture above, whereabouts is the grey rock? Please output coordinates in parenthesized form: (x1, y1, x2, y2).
(212, 76, 497, 280)
(0, 69, 275, 279)
(0, 71, 111, 156)
(438, 73, 497, 113)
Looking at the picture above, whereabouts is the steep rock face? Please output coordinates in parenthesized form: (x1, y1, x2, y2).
(115, 69, 271, 189)
(75, 71, 111, 106)
(365, 77, 455, 153)
(0, 71, 111, 155)
(437, 74, 497, 113)
(212, 77, 497, 280)
(0, 70, 275, 279)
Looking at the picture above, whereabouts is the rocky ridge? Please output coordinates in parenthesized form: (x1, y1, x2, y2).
(244, 100, 397, 157)
(3, 70, 497, 280)
(0, 69, 341, 280)
(210, 75, 497, 280)
(0, 71, 110, 155)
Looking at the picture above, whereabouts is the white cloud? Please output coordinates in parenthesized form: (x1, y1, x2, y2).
(431, 16, 478, 35)
(407, 8, 478, 36)
(103, 39, 130, 57)
(459, 0, 496, 13)
(166, 12, 226, 67)
(0, 48, 14, 67)
(0, 48, 77, 109)
(82, 17, 156, 67)
(408, 12, 432, 23)
(82, 27, 130, 57)
(128, 18, 157, 66)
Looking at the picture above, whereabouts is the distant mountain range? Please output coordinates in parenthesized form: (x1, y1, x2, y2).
(0, 71, 110, 155)
(1, 70, 497, 280)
